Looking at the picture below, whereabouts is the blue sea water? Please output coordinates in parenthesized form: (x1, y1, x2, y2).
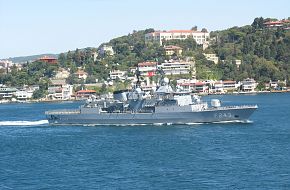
(0, 93, 289, 189)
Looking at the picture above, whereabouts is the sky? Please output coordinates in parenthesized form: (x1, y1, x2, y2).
(0, 0, 290, 58)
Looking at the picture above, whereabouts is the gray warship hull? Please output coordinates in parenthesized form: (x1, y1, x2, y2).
(46, 106, 257, 125)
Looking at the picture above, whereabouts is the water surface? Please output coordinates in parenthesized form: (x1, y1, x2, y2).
(0, 94, 289, 189)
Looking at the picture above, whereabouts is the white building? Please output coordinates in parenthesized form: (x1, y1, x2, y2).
(145, 30, 210, 45)
(92, 52, 98, 62)
(15, 90, 33, 100)
(14, 86, 39, 100)
(213, 81, 224, 93)
(234, 59, 242, 68)
(241, 78, 257, 92)
(99, 45, 114, 56)
(109, 70, 127, 80)
(176, 78, 197, 91)
(48, 79, 73, 100)
(158, 60, 195, 77)
(203, 53, 219, 64)
(0, 60, 12, 69)
(223, 80, 240, 92)
(62, 84, 74, 100)
(0, 86, 17, 99)
(48, 85, 73, 100)
(0, 60, 13, 73)
(137, 62, 157, 76)
(212, 80, 239, 93)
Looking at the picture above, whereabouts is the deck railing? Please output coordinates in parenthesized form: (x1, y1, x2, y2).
(208, 105, 258, 110)
(45, 109, 80, 115)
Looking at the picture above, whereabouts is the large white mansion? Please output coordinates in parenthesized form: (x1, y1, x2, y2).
(145, 30, 210, 45)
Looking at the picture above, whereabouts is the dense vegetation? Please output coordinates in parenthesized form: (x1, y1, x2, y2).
(1, 17, 290, 90)
(0, 61, 56, 87)
(206, 17, 290, 85)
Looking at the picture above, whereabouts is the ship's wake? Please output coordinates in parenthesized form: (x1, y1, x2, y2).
(0, 120, 49, 126)
(212, 120, 253, 124)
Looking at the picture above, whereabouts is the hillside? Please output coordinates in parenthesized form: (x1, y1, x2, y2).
(1, 17, 290, 89)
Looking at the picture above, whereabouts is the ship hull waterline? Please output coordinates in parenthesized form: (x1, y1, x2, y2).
(46, 107, 257, 125)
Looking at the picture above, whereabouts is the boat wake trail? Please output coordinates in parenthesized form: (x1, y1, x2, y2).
(0, 120, 49, 126)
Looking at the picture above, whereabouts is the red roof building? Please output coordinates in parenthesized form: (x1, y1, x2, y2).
(137, 62, 157, 76)
(264, 19, 290, 28)
(138, 62, 157, 67)
(38, 56, 58, 64)
(76, 90, 96, 98)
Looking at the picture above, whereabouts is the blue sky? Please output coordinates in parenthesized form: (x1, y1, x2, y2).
(0, 0, 290, 58)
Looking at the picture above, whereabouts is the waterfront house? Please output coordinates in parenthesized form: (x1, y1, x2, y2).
(14, 86, 39, 100)
(48, 79, 73, 100)
(213, 81, 224, 93)
(241, 78, 257, 92)
(15, 90, 33, 100)
(0, 86, 17, 99)
(76, 89, 96, 99)
(193, 82, 208, 93)
(223, 80, 239, 92)
(267, 80, 287, 90)
(176, 79, 197, 91)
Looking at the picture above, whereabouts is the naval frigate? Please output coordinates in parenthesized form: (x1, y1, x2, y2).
(45, 75, 258, 125)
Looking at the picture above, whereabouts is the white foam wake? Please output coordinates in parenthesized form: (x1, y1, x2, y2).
(0, 120, 49, 126)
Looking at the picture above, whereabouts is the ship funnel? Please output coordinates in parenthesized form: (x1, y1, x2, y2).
(211, 99, 221, 108)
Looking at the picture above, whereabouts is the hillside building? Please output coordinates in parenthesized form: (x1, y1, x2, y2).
(137, 62, 157, 76)
(164, 45, 183, 56)
(37, 56, 57, 64)
(109, 70, 127, 80)
(145, 30, 210, 45)
(203, 53, 219, 64)
(99, 45, 114, 56)
(74, 70, 88, 80)
(158, 60, 195, 77)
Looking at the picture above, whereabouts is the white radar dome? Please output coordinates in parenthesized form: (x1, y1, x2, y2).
(211, 99, 221, 108)
(163, 77, 169, 84)
(135, 87, 142, 94)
